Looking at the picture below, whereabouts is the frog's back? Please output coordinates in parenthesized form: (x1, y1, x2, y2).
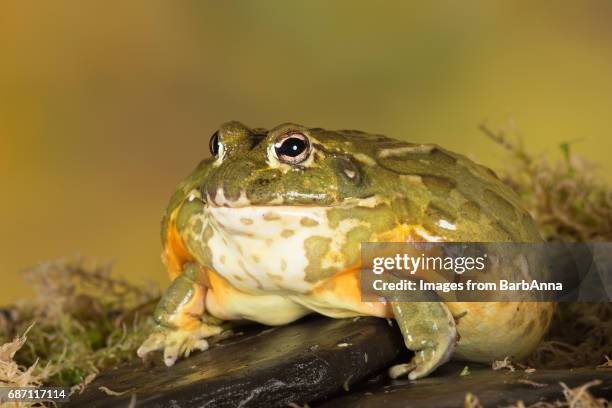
(309, 128, 541, 244)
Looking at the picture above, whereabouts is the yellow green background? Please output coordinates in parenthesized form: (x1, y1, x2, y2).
(2, 1, 611, 304)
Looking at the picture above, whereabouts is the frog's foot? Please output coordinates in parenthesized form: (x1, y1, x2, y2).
(139, 261, 224, 366)
(389, 301, 457, 380)
(137, 321, 223, 366)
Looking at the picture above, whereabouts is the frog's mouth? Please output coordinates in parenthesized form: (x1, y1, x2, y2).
(205, 188, 254, 208)
(203, 186, 382, 209)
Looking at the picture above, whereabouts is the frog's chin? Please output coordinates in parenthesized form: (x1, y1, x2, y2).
(202, 204, 369, 294)
(204, 205, 329, 293)
(205, 205, 329, 238)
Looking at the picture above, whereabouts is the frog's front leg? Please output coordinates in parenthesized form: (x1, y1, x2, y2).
(137, 262, 223, 366)
(389, 301, 457, 380)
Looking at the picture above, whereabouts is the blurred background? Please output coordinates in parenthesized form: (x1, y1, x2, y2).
(2, 1, 611, 303)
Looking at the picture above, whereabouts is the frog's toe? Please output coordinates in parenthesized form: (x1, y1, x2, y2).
(389, 301, 457, 380)
(137, 323, 223, 366)
(137, 331, 167, 358)
(388, 362, 416, 379)
(388, 335, 456, 380)
(164, 339, 209, 365)
(162, 329, 213, 366)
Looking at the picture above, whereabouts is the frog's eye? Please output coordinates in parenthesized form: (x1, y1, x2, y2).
(273, 132, 311, 165)
(209, 131, 222, 158)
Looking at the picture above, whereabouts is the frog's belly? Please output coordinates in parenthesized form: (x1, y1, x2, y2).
(205, 269, 391, 325)
(205, 270, 311, 325)
(205, 205, 364, 294)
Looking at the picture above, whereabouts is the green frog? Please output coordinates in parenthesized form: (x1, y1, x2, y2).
(137, 122, 553, 380)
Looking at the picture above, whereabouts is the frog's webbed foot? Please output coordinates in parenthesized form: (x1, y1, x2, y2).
(389, 301, 457, 380)
(137, 320, 223, 366)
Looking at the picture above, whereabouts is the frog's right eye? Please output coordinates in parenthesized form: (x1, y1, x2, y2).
(272, 132, 311, 165)
(209, 131, 222, 158)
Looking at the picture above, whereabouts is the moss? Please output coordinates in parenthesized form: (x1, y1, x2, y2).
(480, 124, 612, 242)
(465, 380, 609, 408)
(0, 324, 59, 408)
(0, 258, 159, 393)
(477, 124, 612, 405)
(481, 124, 612, 371)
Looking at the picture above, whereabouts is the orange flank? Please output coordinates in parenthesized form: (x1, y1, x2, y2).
(311, 267, 392, 318)
(163, 210, 196, 281)
(207, 269, 238, 299)
(311, 267, 362, 301)
(374, 224, 442, 243)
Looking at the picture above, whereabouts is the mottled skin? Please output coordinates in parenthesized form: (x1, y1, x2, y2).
(138, 122, 553, 380)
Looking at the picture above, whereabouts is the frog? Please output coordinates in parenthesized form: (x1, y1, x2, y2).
(137, 121, 553, 380)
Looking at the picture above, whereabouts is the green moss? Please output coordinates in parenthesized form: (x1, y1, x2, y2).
(482, 124, 612, 369)
(0, 259, 159, 388)
(481, 124, 612, 242)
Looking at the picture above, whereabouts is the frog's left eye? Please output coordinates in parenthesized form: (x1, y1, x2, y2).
(273, 132, 311, 165)
(209, 131, 222, 158)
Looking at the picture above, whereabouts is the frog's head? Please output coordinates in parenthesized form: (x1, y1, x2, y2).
(170, 122, 397, 291)
(199, 121, 378, 207)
